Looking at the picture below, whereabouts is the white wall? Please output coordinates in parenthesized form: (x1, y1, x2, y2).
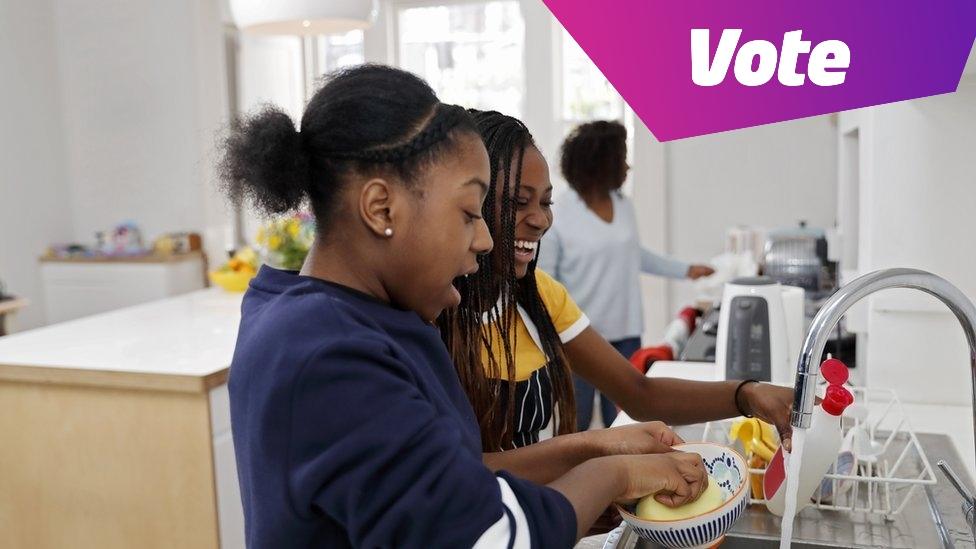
(193, 1, 242, 267)
(1, 0, 235, 330)
(519, 0, 561, 171)
(234, 32, 306, 242)
(630, 120, 670, 341)
(841, 75, 976, 406)
(662, 116, 839, 319)
(0, 0, 72, 330)
(238, 35, 304, 121)
(52, 0, 233, 271)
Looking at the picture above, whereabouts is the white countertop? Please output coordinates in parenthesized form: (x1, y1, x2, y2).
(612, 360, 975, 480)
(0, 288, 243, 392)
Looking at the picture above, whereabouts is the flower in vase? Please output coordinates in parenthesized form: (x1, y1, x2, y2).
(257, 213, 315, 271)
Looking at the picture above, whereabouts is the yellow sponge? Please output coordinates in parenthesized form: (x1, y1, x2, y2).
(636, 476, 725, 521)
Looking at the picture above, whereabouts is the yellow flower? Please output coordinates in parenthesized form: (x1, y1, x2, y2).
(256, 228, 267, 246)
(235, 247, 257, 266)
(268, 235, 282, 250)
(287, 219, 300, 238)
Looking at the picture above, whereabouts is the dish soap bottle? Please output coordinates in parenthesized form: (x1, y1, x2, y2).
(764, 358, 854, 515)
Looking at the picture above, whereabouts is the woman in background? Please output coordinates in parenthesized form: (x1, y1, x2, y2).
(540, 120, 715, 430)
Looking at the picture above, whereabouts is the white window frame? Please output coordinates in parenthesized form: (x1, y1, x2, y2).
(390, 0, 527, 117)
(554, 26, 637, 196)
(314, 30, 366, 77)
(391, 0, 512, 70)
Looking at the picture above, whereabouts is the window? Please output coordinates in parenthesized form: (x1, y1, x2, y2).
(561, 28, 625, 121)
(316, 30, 365, 74)
(238, 31, 365, 248)
(397, 1, 525, 117)
(559, 28, 635, 194)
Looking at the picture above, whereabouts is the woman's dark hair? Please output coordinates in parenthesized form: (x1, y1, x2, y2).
(560, 120, 628, 196)
(219, 64, 475, 232)
(438, 110, 576, 451)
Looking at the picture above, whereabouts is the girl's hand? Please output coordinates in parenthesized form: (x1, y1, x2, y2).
(613, 451, 708, 505)
(739, 382, 795, 450)
(588, 421, 685, 457)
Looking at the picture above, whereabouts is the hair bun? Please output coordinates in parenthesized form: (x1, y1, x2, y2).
(219, 106, 309, 215)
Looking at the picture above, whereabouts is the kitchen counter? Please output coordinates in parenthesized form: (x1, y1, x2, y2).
(0, 288, 245, 549)
(0, 287, 241, 392)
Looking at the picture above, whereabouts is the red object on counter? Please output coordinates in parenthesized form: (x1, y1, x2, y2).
(628, 345, 673, 374)
(677, 307, 701, 333)
(627, 307, 703, 373)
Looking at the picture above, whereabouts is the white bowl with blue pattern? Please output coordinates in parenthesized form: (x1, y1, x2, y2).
(616, 442, 749, 549)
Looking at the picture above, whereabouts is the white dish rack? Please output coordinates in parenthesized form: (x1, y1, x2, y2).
(701, 385, 938, 519)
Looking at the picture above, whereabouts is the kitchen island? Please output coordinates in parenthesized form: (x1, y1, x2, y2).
(0, 288, 244, 549)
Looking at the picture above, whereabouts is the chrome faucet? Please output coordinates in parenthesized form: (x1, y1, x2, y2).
(788, 268, 976, 537)
(938, 459, 976, 539)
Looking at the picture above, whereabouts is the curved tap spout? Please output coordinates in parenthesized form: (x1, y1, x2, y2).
(789, 269, 976, 455)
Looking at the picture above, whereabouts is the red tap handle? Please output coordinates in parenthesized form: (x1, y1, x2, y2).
(822, 384, 854, 416)
(820, 358, 849, 385)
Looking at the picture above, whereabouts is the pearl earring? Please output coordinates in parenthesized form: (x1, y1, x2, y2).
(384, 228, 393, 237)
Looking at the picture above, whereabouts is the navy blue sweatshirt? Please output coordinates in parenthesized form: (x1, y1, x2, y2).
(229, 266, 577, 548)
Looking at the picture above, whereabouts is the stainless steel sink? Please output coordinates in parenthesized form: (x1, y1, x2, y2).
(716, 535, 840, 548)
(576, 431, 975, 549)
(611, 529, 850, 548)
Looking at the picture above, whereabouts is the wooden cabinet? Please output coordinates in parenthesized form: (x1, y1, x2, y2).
(0, 289, 245, 548)
(0, 297, 29, 336)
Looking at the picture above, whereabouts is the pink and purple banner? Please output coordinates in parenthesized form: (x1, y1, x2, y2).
(544, 1, 976, 141)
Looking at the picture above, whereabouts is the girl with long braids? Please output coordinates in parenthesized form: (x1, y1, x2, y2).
(221, 65, 708, 548)
(440, 110, 796, 484)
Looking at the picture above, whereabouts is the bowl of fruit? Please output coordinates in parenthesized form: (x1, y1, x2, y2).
(209, 247, 259, 292)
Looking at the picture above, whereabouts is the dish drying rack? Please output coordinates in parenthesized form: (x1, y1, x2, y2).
(701, 385, 938, 520)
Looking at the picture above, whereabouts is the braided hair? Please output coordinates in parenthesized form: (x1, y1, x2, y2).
(560, 120, 628, 196)
(439, 110, 577, 451)
(219, 64, 476, 230)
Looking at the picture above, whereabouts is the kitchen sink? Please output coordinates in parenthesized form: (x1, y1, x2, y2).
(719, 535, 841, 548)
(624, 534, 847, 548)
(577, 431, 974, 549)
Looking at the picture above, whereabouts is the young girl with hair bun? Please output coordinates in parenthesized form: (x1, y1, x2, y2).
(221, 65, 707, 548)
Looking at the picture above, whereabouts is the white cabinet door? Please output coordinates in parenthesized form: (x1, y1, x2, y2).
(41, 257, 204, 323)
(210, 384, 245, 549)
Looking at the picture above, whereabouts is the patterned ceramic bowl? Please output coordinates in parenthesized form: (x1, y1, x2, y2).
(617, 442, 749, 549)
